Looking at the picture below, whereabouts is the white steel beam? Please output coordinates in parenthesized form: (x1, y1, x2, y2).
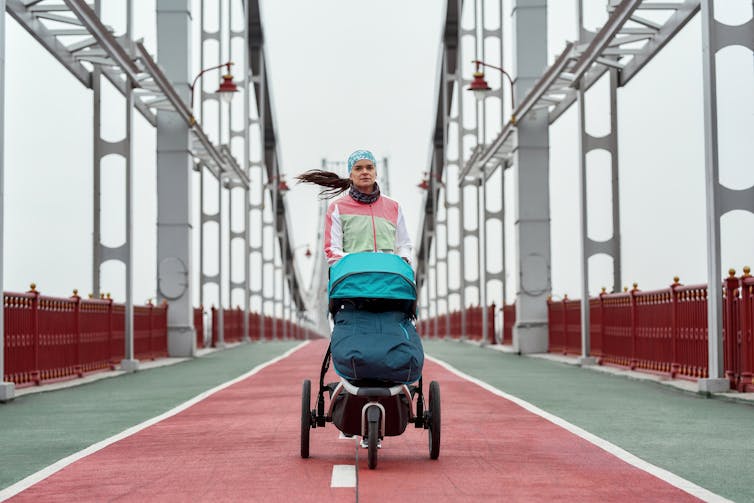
(620, 1, 700, 85)
(7, 0, 244, 185)
(6, 0, 91, 87)
(699, 0, 753, 392)
(0, 0, 16, 402)
(247, 3, 307, 315)
(63, 0, 141, 83)
(463, 0, 702, 181)
(134, 41, 249, 188)
(568, 0, 642, 84)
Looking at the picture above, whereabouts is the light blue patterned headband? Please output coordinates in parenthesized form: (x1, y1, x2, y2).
(347, 149, 376, 173)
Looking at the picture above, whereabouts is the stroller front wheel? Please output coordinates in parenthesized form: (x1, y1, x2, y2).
(428, 381, 441, 460)
(367, 419, 379, 469)
(301, 379, 312, 458)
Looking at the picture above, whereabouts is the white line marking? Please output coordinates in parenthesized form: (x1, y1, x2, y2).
(0, 341, 311, 502)
(426, 354, 732, 503)
(330, 465, 356, 488)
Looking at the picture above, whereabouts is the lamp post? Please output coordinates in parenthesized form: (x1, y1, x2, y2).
(266, 173, 290, 339)
(467, 60, 516, 124)
(467, 59, 515, 345)
(293, 244, 313, 259)
(417, 171, 446, 191)
(267, 174, 290, 194)
(189, 61, 239, 122)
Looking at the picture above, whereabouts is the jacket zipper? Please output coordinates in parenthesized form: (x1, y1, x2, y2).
(370, 203, 377, 252)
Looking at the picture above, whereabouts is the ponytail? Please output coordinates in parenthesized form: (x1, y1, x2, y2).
(296, 169, 352, 199)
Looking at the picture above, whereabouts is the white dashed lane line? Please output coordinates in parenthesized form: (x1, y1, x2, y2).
(330, 465, 356, 488)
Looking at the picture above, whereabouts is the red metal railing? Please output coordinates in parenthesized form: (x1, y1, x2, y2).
(502, 304, 515, 345)
(134, 302, 168, 360)
(418, 305, 496, 342)
(547, 269, 754, 389)
(3, 286, 322, 386)
(547, 296, 582, 355)
(209, 306, 321, 346)
(194, 306, 204, 348)
(3, 286, 168, 387)
(738, 276, 754, 392)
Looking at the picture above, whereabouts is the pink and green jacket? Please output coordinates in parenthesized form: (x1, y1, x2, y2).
(324, 192, 413, 265)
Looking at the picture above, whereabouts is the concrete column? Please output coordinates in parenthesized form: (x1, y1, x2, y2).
(511, 0, 551, 354)
(0, 0, 16, 401)
(156, 0, 196, 356)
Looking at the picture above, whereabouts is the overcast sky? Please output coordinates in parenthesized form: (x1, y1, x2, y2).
(3, 1, 752, 311)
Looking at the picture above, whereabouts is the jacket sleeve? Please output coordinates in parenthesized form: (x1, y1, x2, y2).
(395, 204, 413, 264)
(325, 202, 346, 265)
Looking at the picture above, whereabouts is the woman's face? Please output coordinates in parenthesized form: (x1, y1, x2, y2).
(350, 159, 377, 193)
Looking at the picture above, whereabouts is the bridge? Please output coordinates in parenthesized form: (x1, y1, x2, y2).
(1, 0, 753, 501)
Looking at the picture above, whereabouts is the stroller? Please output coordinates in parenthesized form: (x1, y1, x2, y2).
(300, 252, 441, 469)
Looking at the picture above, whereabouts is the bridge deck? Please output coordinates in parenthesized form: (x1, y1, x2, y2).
(1, 340, 751, 501)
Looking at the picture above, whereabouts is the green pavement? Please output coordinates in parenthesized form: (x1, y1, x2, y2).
(0, 341, 299, 490)
(2, 339, 752, 501)
(423, 340, 754, 503)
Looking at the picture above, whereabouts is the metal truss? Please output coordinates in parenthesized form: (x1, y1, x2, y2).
(8, 0, 309, 346)
(7, 0, 248, 187)
(700, 0, 753, 387)
(197, 0, 236, 347)
(576, 65, 622, 360)
(462, 0, 701, 180)
(418, 0, 706, 344)
(90, 0, 136, 366)
(417, 0, 468, 337)
(418, 0, 508, 341)
(472, 0, 506, 344)
(247, 0, 308, 329)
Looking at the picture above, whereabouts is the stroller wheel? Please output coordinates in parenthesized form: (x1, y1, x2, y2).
(301, 379, 311, 458)
(428, 381, 441, 460)
(367, 419, 379, 469)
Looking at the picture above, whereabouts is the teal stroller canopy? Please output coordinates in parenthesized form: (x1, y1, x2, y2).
(328, 253, 416, 301)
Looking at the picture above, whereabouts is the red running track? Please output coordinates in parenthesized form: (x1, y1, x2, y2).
(8, 340, 701, 502)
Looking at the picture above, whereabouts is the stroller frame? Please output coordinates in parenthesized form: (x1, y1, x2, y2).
(301, 253, 440, 469)
(301, 343, 440, 469)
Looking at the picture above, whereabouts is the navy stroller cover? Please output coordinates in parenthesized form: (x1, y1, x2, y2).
(328, 253, 424, 384)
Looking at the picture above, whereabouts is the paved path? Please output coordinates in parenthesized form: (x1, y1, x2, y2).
(2, 340, 736, 502)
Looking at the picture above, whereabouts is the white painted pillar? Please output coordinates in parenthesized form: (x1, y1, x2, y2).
(156, 0, 196, 356)
(511, 0, 551, 354)
(699, 0, 728, 392)
(0, 0, 16, 401)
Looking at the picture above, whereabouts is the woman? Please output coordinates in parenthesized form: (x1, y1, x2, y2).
(299, 151, 423, 451)
(297, 149, 413, 266)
